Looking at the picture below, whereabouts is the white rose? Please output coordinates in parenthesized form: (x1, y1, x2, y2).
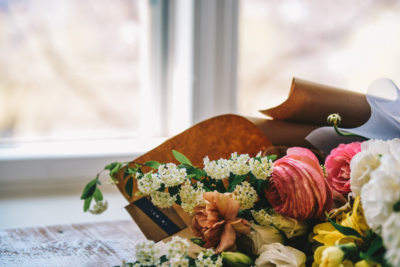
(255, 243, 306, 267)
(248, 224, 286, 254)
(349, 150, 380, 197)
(349, 139, 397, 196)
(361, 152, 400, 232)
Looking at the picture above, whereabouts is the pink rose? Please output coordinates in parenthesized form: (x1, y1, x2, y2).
(325, 142, 361, 196)
(266, 147, 333, 221)
(190, 191, 251, 253)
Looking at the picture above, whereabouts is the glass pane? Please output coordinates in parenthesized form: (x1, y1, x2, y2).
(0, 0, 142, 142)
(238, 0, 400, 117)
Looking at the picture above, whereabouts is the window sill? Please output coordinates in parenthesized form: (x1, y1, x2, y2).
(0, 138, 166, 186)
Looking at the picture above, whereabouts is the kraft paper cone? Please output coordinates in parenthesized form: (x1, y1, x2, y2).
(260, 78, 371, 128)
(114, 114, 272, 205)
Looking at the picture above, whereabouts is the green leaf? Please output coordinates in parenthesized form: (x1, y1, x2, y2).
(145, 161, 161, 169)
(123, 171, 130, 180)
(393, 200, 400, 212)
(110, 163, 122, 176)
(84, 196, 93, 212)
(80, 179, 97, 200)
(160, 255, 169, 264)
(127, 167, 137, 174)
(328, 216, 362, 238)
(168, 185, 182, 205)
(96, 180, 101, 185)
(172, 150, 192, 166)
(104, 162, 120, 170)
(360, 235, 383, 260)
(237, 209, 252, 221)
(93, 188, 103, 202)
(190, 238, 206, 247)
(228, 174, 248, 192)
(125, 177, 134, 197)
(187, 174, 196, 178)
(216, 179, 226, 193)
(267, 155, 277, 161)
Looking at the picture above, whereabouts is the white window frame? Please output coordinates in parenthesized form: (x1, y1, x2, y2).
(0, 0, 239, 186)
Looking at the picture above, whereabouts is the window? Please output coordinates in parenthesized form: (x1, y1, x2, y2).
(0, 0, 146, 143)
(238, 0, 400, 118)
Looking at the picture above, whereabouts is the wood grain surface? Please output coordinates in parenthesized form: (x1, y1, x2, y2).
(0, 221, 147, 267)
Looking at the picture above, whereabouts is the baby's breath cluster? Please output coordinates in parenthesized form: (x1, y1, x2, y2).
(165, 236, 190, 267)
(196, 249, 223, 267)
(251, 209, 279, 226)
(203, 156, 232, 180)
(230, 152, 250, 175)
(248, 152, 274, 180)
(107, 177, 119, 185)
(134, 240, 161, 266)
(231, 181, 258, 210)
(158, 164, 188, 187)
(151, 192, 177, 208)
(88, 200, 108, 215)
(136, 173, 161, 195)
(179, 181, 206, 215)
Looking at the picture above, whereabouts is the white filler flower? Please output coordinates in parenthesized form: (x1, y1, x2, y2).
(196, 249, 223, 267)
(158, 163, 188, 187)
(179, 181, 206, 215)
(249, 151, 274, 180)
(150, 192, 177, 208)
(134, 240, 161, 266)
(255, 243, 306, 267)
(165, 236, 190, 267)
(203, 156, 232, 180)
(231, 181, 258, 210)
(136, 173, 161, 195)
(230, 152, 250, 175)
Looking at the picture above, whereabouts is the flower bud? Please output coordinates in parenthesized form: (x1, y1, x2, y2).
(327, 113, 342, 126)
(221, 252, 253, 267)
(321, 243, 357, 267)
(190, 238, 206, 247)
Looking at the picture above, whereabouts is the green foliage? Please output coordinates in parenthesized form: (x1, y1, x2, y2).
(125, 177, 134, 197)
(93, 188, 103, 202)
(80, 179, 97, 200)
(327, 215, 362, 238)
(190, 238, 207, 247)
(216, 179, 227, 193)
(360, 235, 383, 259)
(181, 165, 206, 181)
(236, 209, 252, 221)
(228, 174, 248, 192)
(84, 196, 93, 212)
(393, 200, 400, 212)
(253, 178, 270, 209)
(172, 150, 192, 166)
(145, 161, 161, 169)
(168, 185, 182, 205)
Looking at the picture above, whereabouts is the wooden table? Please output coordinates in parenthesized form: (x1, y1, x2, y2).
(0, 221, 147, 267)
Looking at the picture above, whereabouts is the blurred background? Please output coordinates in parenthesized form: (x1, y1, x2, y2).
(1, 0, 400, 229)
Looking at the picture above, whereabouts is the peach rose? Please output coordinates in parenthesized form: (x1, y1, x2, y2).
(190, 191, 251, 254)
(266, 147, 333, 221)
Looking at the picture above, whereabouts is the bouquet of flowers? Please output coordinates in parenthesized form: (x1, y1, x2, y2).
(80, 110, 399, 267)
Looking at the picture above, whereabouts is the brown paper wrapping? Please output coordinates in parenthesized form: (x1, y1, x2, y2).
(260, 78, 371, 128)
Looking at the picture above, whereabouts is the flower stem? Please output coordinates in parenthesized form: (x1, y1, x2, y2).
(333, 125, 369, 140)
